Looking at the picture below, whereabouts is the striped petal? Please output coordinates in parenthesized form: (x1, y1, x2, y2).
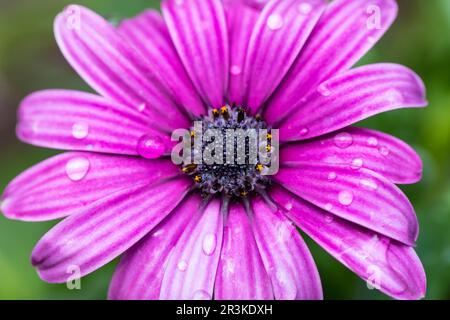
(278, 64, 427, 140)
(17, 90, 172, 156)
(275, 163, 419, 245)
(214, 202, 273, 300)
(31, 177, 192, 283)
(162, 0, 229, 108)
(243, 0, 326, 113)
(265, 0, 399, 122)
(225, 2, 259, 106)
(1, 153, 179, 221)
(281, 127, 423, 184)
(54, 5, 188, 132)
(108, 194, 202, 300)
(251, 198, 323, 300)
(159, 199, 223, 300)
(270, 186, 426, 300)
(118, 10, 205, 117)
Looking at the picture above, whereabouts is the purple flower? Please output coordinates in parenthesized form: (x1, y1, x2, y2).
(0, 0, 427, 300)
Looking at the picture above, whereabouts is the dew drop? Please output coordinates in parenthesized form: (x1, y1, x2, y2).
(299, 128, 309, 136)
(327, 172, 337, 181)
(298, 3, 313, 14)
(137, 134, 165, 159)
(351, 158, 364, 170)
(65, 157, 90, 181)
(230, 65, 242, 76)
(192, 290, 212, 300)
(72, 122, 89, 140)
(284, 202, 293, 211)
(177, 260, 188, 272)
(324, 214, 334, 223)
(338, 190, 354, 206)
(324, 203, 333, 212)
(360, 179, 378, 191)
(367, 137, 379, 147)
(202, 233, 217, 256)
(137, 102, 146, 112)
(317, 83, 332, 96)
(368, 36, 377, 44)
(267, 14, 284, 30)
(334, 132, 353, 149)
(379, 146, 390, 157)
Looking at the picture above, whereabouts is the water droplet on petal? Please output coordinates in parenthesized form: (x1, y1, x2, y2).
(137, 134, 165, 159)
(72, 122, 89, 140)
(192, 290, 212, 300)
(177, 260, 188, 272)
(230, 65, 242, 76)
(334, 132, 353, 149)
(351, 158, 364, 170)
(367, 137, 379, 147)
(328, 172, 337, 181)
(368, 36, 377, 44)
(267, 14, 284, 30)
(338, 190, 354, 206)
(202, 233, 217, 256)
(65, 157, 90, 181)
(175, 0, 184, 6)
(379, 146, 390, 156)
(360, 179, 378, 191)
(324, 214, 334, 223)
(299, 128, 309, 136)
(284, 202, 293, 211)
(298, 3, 313, 14)
(317, 83, 332, 96)
(137, 103, 146, 112)
(324, 203, 333, 212)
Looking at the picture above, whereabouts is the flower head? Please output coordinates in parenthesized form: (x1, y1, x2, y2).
(1, 0, 427, 300)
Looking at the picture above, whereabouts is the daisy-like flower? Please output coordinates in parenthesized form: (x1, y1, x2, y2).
(1, 0, 427, 300)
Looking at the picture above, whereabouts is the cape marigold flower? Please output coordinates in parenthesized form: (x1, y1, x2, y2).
(1, 0, 427, 300)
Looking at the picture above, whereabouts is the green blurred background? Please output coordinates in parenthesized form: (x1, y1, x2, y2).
(0, 0, 449, 300)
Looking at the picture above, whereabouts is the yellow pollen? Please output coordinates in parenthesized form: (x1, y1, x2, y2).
(256, 164, 264, 172)
(267, 133, 272, 140)
(194, 175, 202, 183)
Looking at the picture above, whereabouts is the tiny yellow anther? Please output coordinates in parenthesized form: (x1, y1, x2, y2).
(194, 175, 202, 183)
(255, 164, 264, 172)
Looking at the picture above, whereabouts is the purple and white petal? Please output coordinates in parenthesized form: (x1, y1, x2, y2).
(1, 153, 179, 221)
(118, 10, 205, 117)
(162, 0, 229, 108)
(55, 5, 188, 131)
(109, 194, 202, 300)
(214, 202, 273, 300)
(17, 90, 173, 156)
(281, 127, 423, 184)
(251, 198, 323, 300)
(225, 2, 259, 106)
(275, 163, 419, 245)
(243, 0, 326, 113)
(159, 199, 224, 300)
(278, 64, 427, 140)
(265, 0, 399, 122)
(31, 177, 192, 283)
(270, 186, 426, 300)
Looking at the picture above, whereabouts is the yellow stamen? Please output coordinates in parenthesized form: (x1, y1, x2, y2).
(194, 175, 202, 183)
(255, 164, 264, 172)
